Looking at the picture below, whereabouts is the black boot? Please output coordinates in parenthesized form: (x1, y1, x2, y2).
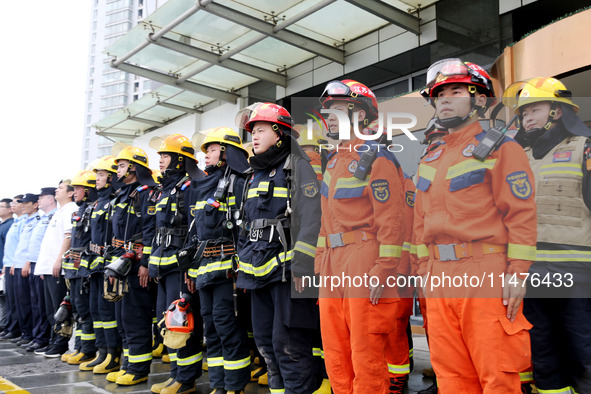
(418, 377, 437, 394)
(93, 347, 121, 374)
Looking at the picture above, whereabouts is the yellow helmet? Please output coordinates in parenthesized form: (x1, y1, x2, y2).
(505, 77, 579, 114)
(71, 170, 97, 188)
(115, 146, 150, 169)
(92, 155, 118, 173)
(157, 134, 197, 160)
(295, 124, 328, 147)
(200, 127, 249, 157)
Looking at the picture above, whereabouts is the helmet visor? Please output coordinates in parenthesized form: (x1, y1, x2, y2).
(425, 58, 468, 88)
(319, 81, 353, 106)
(235, 102, 263, 130)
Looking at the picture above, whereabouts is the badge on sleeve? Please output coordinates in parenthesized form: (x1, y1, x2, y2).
(553, 151, 572, 162)
(327, 157, 337, 169)
(269, 169, 276, 177)
(506, 171, 532, 200)
(301, 181, 318, 198)
(147, 206, 156, 215)
(189, 204, 196, 217)
(405, 190, 415, 207)
(371, 179, 390, 203)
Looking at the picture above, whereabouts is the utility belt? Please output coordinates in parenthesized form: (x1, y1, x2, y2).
(112, 237, 143, 258)
(246, 218, 290, 243)
(155, 226, 187, 249)
(89, 243, 104, 256)
(326, 230, 376, 248)
(176, 237, 235, 272)
(428, 242, 506, 261)
(69, 247, 87, 268)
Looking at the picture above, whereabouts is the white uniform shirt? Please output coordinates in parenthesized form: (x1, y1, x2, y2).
(35, 202, 77, 276)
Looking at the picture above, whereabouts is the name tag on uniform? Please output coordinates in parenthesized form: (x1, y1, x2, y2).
(553, 151, 572, 162)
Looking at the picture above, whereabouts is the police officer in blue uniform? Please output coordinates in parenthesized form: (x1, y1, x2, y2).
(148, 134, 205, 394)
(104, 146, 157, 386)
(78, 156, 123, 374)
(187, 127, 251, 394)
(12, 193, 42, 347)
(235, 102, 322, 394)
(64, 170, 98, 366)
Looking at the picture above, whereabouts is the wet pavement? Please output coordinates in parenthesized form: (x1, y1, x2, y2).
(0, 333, 435, 393)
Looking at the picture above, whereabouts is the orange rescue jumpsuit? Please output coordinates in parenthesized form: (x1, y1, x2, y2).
(306, 150, 323, 182)
(413, 122, 537, 393)
(315, 138, 408, 393)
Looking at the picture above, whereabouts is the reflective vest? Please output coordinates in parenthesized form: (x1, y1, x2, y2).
(526, 136, 591, 250)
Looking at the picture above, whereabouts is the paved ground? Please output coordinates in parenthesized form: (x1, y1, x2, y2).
(0, 334, 435, 393)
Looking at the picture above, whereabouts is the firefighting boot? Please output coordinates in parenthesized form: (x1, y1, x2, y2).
(209, 389, 226, 394)
(202, 361, 208, 371)
(152, 342, 164, 358)
(151, 377, 175, 393)
(162, 352, 171, 363)
(80, 347, 107, 371)
(521, 382, 539, 394)
(389, 374, 409, 394)
(116, 372, 149, 385)
(94, 347, 121, 374)
(257, 372, 268, 386)
(251, 365, 267, 381)
(161, 380, 196, 394)
(61, 349, 79, 362)
(313, 378, 332, 394)
(422, 367, 435, 378)
(226, 391, 244, 394)
(106, 369, 126, 383)
(68, 351, 96, 365)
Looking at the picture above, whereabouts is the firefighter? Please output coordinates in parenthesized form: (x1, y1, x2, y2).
(314, 79, 409, 393)
(414, 58, 537, 393)
(104, 146, 157, 385)
(235, 102, 321, 393)
(185, 127, 251, 394)
(504, 77, 591, 394)
(148, 134, 205, 394)
(77, 156, 123, 374)
(63, 170, 98, 366)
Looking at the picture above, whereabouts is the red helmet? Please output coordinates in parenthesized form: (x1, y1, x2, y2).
(421, 58, 496, 109)
(320, 79, 379, 121)
(236, 102, 294, 135)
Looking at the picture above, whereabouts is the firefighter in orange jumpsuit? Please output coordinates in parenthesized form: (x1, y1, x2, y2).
(314, 79, 409, 393)
(413, 58, 537, 393)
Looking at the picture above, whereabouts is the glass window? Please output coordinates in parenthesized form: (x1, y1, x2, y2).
(85, 139, 90, 148)
(101, 95, 127, 108)
(412, 73, 427, 91)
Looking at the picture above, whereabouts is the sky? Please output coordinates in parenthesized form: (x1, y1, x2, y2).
(0, 1, 92, 198)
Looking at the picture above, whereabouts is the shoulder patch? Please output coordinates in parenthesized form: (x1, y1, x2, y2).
(405, 190, 415, 207)
(424, 149, 442, 162)
(301, 180, 318, 198)
(147, 206, 156, 215)
(190, 204, 196, 217)
(371, 179, 390, 203)
(348, 160, 358, 173)
(506, 171, 532, 200)
(462, 143, 476, 157)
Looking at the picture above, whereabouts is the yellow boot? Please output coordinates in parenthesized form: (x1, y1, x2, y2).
(61, 349, 78, 362)
(313, 378, 332, 394)
(161, 380, 196, 394)
(106, 369, 126, 383)
(115, 372, 148, 385)
(257, 372, 268, 386)
(80, 348, 107, 371)
(162, 353, 171, 363)
(151, 377, 174, 393)
(68, 352, 96, 365)
(202, 361, 208, 371)
(152, 343, 164, 358)
(93, 348, 121, 374)
(251, 366, 266, 382)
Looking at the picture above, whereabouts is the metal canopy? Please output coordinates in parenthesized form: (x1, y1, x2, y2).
(96, 0, 435, 138)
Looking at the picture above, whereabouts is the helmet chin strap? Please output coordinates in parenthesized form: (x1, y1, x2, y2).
(437, 108, 479, 129)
